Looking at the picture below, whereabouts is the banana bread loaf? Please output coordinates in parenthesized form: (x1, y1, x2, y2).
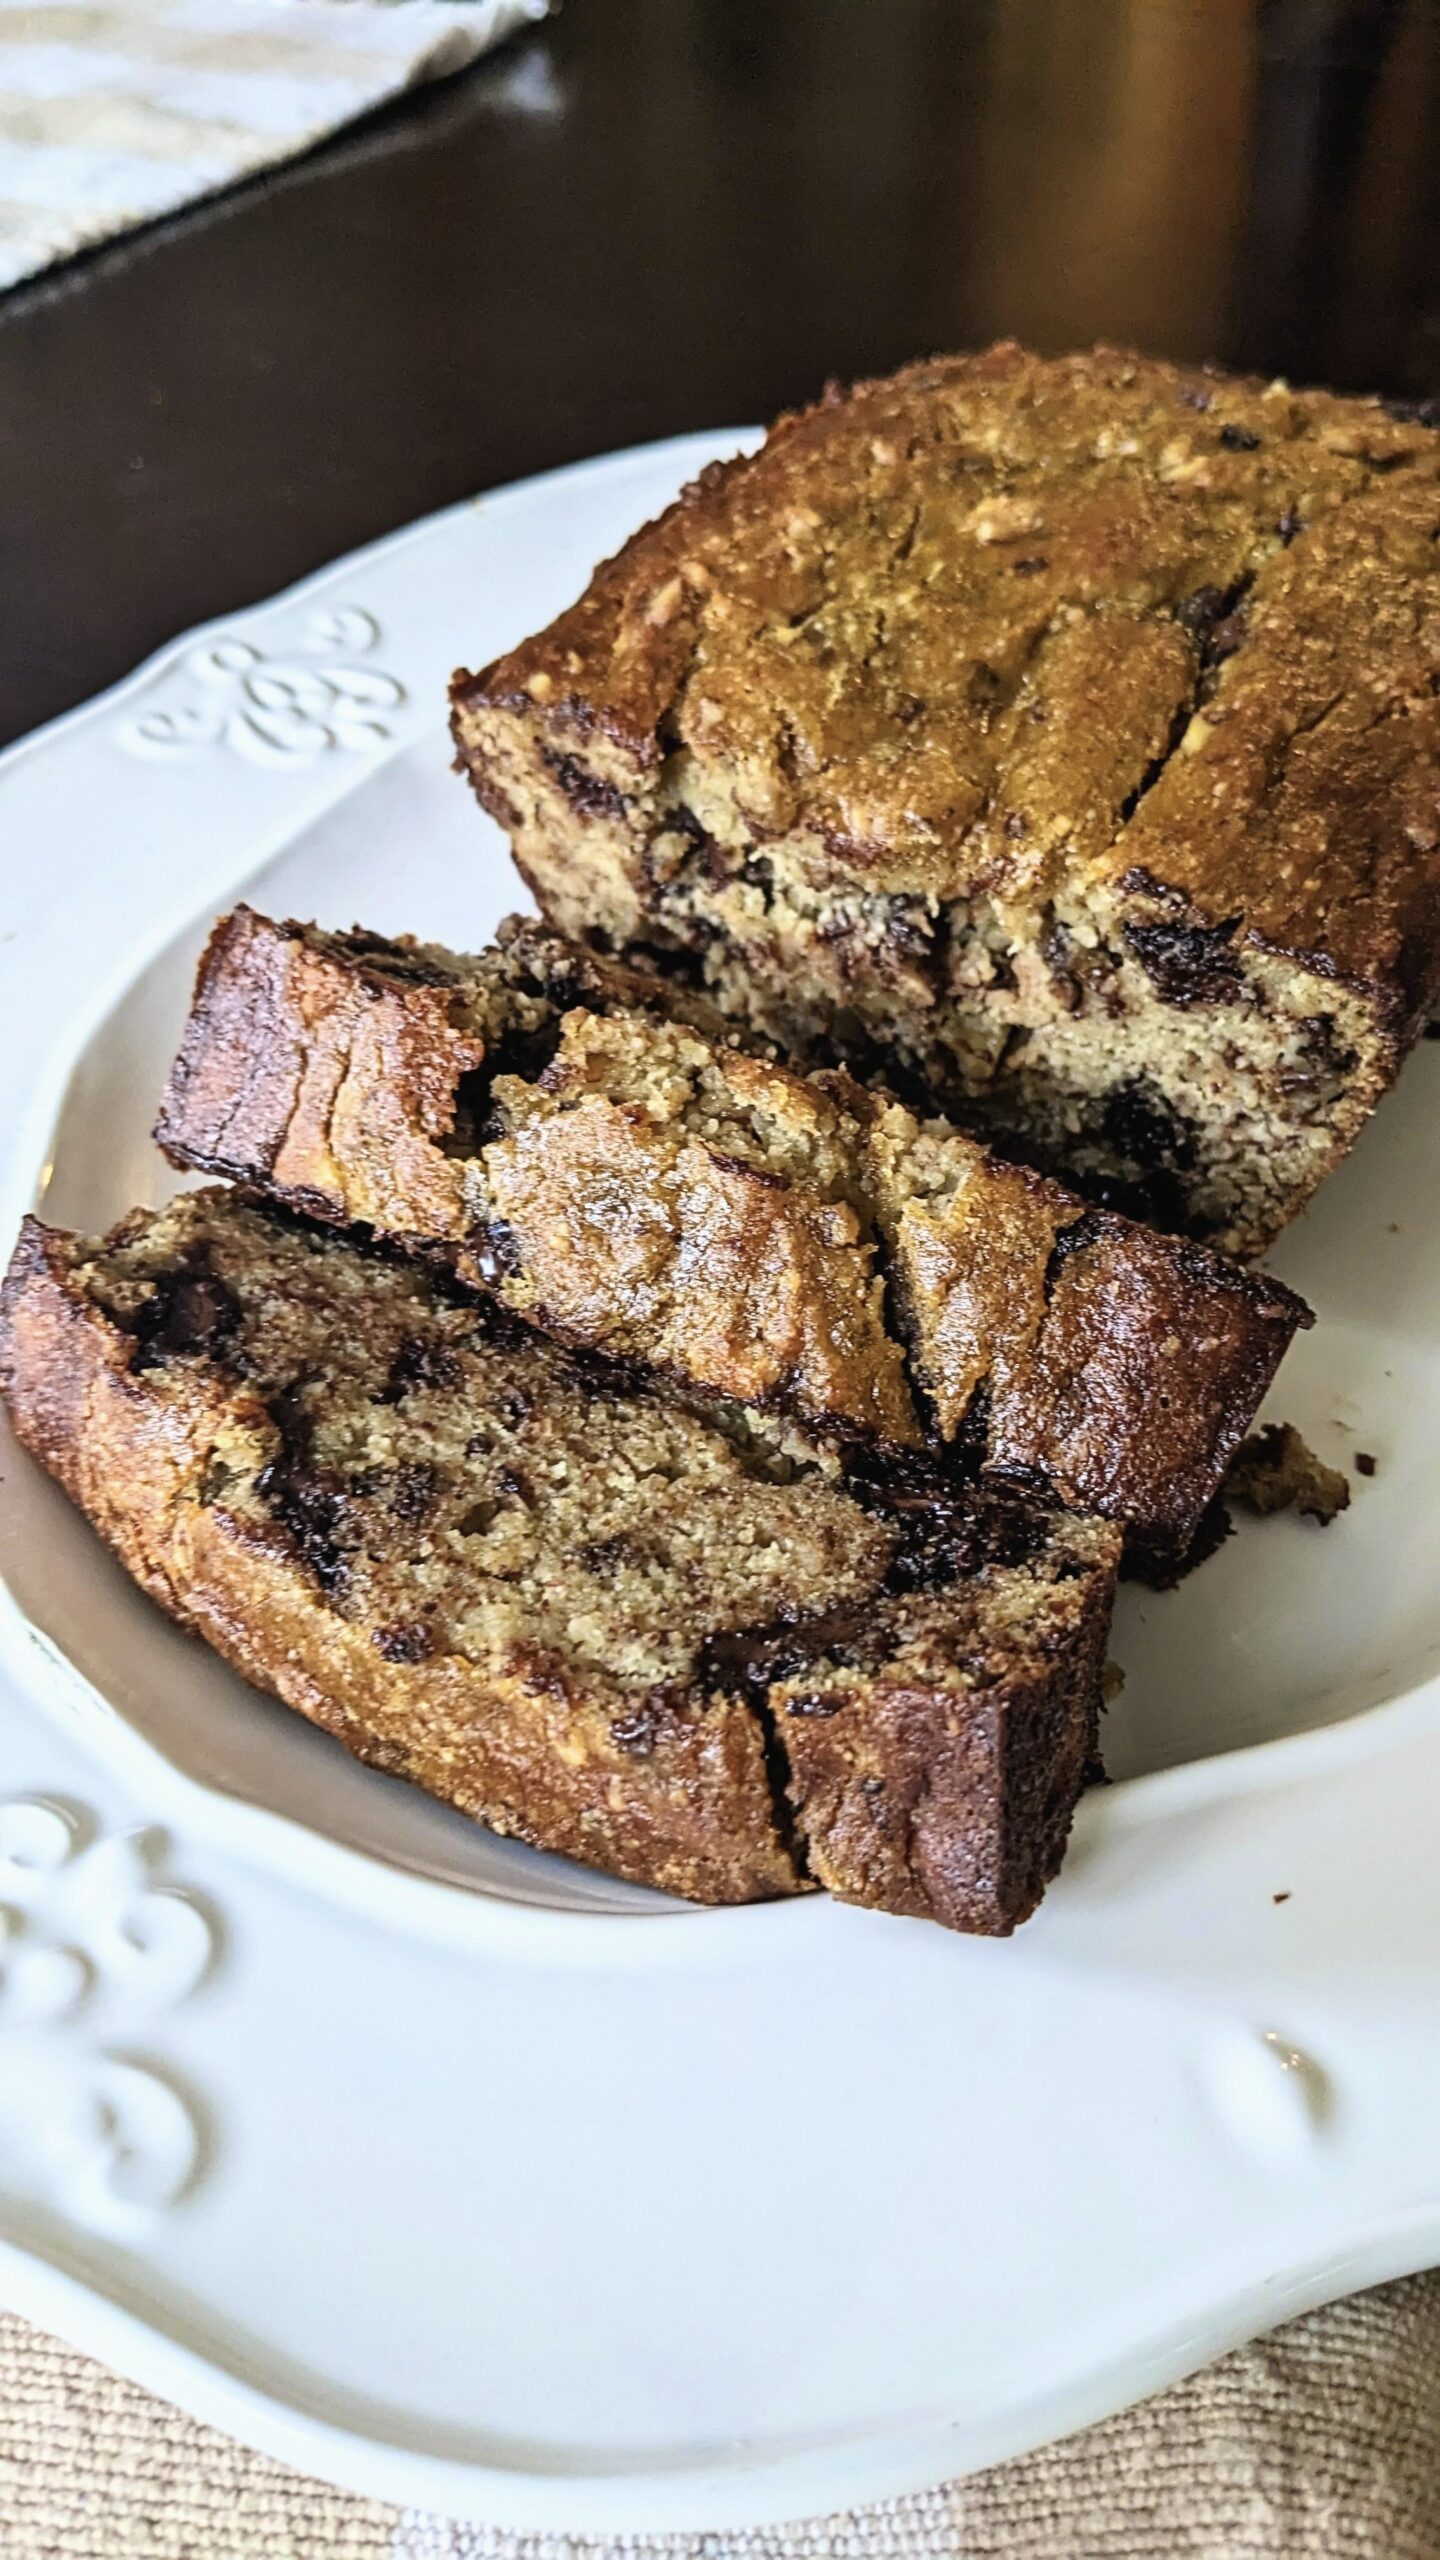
(156, 906, 1310, 1563)
(450, 343, 1440, 1256)
(0, 1190, 1122, 1932)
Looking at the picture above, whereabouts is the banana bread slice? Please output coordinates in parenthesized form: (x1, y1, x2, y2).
(450, 343, 1440, 1256)
(156, 907, 1309, 1562)
(0, 1191, 1121, 1931)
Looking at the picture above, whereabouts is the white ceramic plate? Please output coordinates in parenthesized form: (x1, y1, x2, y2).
(2, 433, 1439, 2533)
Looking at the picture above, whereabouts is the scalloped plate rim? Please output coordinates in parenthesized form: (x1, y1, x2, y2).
(1, 431, 1438, 2532)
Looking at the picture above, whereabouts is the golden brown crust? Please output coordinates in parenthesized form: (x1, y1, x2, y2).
(157, 906, 482, 1236)
(0, 1215, 798, 1905)
(0, 1198, 1123, 1933)
(156, 909, 1311, 1556)
(864, 1105, 1307, 1552)
(774, 1593, 1112, 1935)
(454, 343, 1440, 1000)
(862, 1109, 1071, 1443)
(482, 1075, 919, 1445)
(450, 345, 1440, 1255)
(990, 1217, 1302, 1552)
(157, 908, 920, 1448)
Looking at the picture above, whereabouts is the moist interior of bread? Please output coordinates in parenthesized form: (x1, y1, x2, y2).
(309, 919, 900, 1336)
(632, 849, 1376, 1250)
(316, 915, 770, 1164)
(507, 771, 1378, 1254)
(484, 1003, 869, 1215)
(81, 1192, 1105, 1735)
(236, 917, 1302, 1563)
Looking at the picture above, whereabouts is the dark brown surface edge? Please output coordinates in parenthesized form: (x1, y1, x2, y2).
(777, 1599, 1109, 1936)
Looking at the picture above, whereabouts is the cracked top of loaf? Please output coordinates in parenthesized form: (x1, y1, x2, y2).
(455, 342, 1440, 1016)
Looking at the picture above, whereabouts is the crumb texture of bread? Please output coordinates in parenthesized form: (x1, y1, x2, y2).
(0, 1191, 1121, 1931)
(157, 909, 1311, 1556)
(1225, 1422, 1351, 1524)
(451, 344, 1440, 1256)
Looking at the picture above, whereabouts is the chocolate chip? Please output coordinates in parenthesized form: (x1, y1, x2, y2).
(388, 1461, 438, 1523)
(1123, 914, 1244, 1007)
(697, 1610, 872, 1696)
(1039, 910, 1083, 1012)
(470, 1222, 522, 1288)
(256, 1465, 351, 1595)
(130, 1259, 238, 1368)
(1101, 1079, 1197, 1174)
(488, 1384, 534, 1430)
(378, 1334, 464, 1403)
(1219, 423, 1261, 451)
(1080, 1167, 1190, 1232)
(873, 1471, 1048, 1586)
(1276, 510, 1304, 543)
(539, 747, 632, 823)
(374, 1621, 433, 1664)
(610, 1695, 675, 1757)
(1011, 554, 1049, 576)
(1299, 1014, 1357, 1078)
(883, 898, 936, 966)
(1355, 1451, 1377, 1477)
(578, 1533, 648, 1572)
(1118, 864, 1188, 907)
(1380, 395, 1440, 429)
(668, 803, 713, 853)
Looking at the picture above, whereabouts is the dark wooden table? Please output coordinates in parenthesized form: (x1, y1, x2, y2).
(2, 0, 1437, 751)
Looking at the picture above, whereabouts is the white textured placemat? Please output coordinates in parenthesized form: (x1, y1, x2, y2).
(7, 2278, 1440, 2558)
(0, 0, 548, 290)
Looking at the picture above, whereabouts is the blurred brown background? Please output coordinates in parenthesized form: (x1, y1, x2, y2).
(1, 0, 1437, 748)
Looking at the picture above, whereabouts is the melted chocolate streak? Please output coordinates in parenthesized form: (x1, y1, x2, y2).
(119, 1208, 1087, 1878)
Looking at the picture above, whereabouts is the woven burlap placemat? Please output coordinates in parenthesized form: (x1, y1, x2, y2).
(6, 2276, 1440, 2559)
